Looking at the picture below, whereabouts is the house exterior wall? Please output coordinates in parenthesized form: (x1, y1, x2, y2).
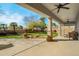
(75, 18, 79, 39)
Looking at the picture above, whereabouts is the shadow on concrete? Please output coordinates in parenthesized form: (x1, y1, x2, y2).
(53, 39, 79, 41)
(0, 43, 14, 50)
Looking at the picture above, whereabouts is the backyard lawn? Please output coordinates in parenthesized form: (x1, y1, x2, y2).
(0, 35, 23, 39)
(0, 32, 58, 39)
(27, 32, 58, 38)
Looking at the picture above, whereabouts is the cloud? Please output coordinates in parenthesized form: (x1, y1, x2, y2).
(0, 11, 25, 27)
(0, 3, 42, 28)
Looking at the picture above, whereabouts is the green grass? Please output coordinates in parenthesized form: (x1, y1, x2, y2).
(27, 32, 58, 38)
(0, 32, 58, 39)
(0, 35, 23, 39)
(52, 32, 58, 37)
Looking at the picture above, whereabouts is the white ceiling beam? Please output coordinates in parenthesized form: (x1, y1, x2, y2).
(17, 3, 64, 24)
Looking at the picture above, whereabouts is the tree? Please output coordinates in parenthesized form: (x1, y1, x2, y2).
(52, 23, 58, 28)
(10, 22, 18, 32)
(37, 17, 46, 31)
(0, 27, 1, 30)
(19, 25, 23, 30)
(40, 17, 46, 23)
(0, 24, 7, 31)
(27, 17, 47, 32)
(27, 21, 37, 31)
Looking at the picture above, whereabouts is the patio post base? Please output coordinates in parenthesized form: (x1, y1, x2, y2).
(46, 35, 53, 42)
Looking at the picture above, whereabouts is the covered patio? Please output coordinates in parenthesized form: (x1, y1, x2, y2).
(0, 3, 79, 56)
(18, 3, 77, 41)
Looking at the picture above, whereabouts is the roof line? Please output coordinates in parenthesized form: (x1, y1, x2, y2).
(17, 3, 64, 24)
(27, 3, 64, 24)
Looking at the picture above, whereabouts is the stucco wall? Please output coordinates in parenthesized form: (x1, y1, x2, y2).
(75, 18, 79, 39)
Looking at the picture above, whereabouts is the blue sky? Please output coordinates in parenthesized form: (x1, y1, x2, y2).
(0, 3, 59, 28)
(0, 3, 48, 27)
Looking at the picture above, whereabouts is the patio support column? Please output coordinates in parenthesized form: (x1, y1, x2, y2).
(60, 24, 62, 36)
(60, 23, 63, 36)
(47, 17, 53, 42)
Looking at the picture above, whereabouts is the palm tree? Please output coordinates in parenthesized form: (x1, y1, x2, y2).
(40, 17, 46, 22)
(0, 25, 2, 31)
(10, 22, 18, 32)
(18, 25, 24, 33)
(1, 24, 7, 31)
(52, 23, 58, 28)
(19, 25, 23, 30)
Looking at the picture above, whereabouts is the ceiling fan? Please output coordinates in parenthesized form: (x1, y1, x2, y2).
(52, 3, 70, 14)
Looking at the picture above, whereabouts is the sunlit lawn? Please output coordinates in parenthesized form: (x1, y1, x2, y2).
(27, 32, 58, 37)
(0, 32, 58, 39)
(0, 35, 23, 39)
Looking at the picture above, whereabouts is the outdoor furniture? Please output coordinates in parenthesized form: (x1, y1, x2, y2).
(69, 31, 78, 40)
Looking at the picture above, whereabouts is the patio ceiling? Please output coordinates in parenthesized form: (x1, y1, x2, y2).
(18, 3, 64, 24)
(18, 3, 79, 24)
(42, 3, 79, 23)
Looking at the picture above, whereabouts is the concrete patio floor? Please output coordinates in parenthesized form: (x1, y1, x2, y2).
(16, 39, 79, 56)
(0, 38, 46, 56)
(0, 36, 79, 56)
